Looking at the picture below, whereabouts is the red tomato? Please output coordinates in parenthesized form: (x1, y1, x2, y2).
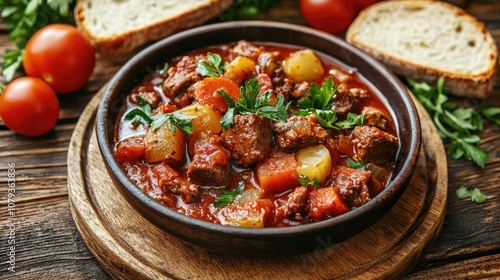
(23, 24, 95, 93)
(0, 77, 59, 136)
(354, 0, 381, 12)
(300, 0, 356, 34)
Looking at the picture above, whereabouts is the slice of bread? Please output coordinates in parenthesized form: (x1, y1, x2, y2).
(75, 0, 232, 55)
(346, 0, 498, 98)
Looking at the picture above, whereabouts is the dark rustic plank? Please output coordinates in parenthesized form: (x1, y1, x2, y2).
(0, 197, 109, 280)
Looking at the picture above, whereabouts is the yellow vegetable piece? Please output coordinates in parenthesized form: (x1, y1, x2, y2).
(224, 56, 256, 84)
(283, 49, 325, 82)
(176, 104, 222, 137)
(144, 124, 186, 164)
(295, 144, 332, 185)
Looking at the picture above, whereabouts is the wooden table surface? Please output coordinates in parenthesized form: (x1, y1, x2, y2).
(1, 1, 499, 279)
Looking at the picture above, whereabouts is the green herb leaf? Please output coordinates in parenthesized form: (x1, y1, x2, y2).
(347, 158, 366, 170)
(298, 175, 321, 189)
(214, 181, 245, 208)
(455, 185, 486, 204)
(298, 77, 337, 111)
(220, 0, 278, 21)
(336, 112, 365, 130)
(158, 63, 169, 75)
(471, 188, 487, 203)
(295, 77, 364, 130)
(124, 96, 195, 136)
(480, 105, 500, 126)
(218, 78, 289, 129)
(1, 49, 24, 82)
(408, 77, 489, 168)
(196, 53, 226, 77)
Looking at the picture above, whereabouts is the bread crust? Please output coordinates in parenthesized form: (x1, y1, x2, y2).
(346, 0, 498, 98)
(75, 0, 232, 55)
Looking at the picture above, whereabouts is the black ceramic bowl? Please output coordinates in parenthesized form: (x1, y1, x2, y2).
(96, 21, 420, 256)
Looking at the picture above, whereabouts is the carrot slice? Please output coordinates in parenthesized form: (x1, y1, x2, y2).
(194, 77, 240, 114)
(256, 153, 299, 194)
(115, 136, 145, 164)
(307, 186, 350, 220)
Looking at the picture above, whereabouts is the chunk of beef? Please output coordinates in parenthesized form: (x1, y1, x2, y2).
(332, 84, 370, 116)
(333, 166, 372, 208)
(274, 115, 329, 152)
(187, 133, 230, 186)
(352, 125, 398, 163)
(277, 186, 308, 219)
(162, 56, 201, 98)
(257, 51, 281, 76)
(222, 114, 273, 167)
(364, 110, 388, 131)
(152, 162, 200, 204)
(129, 90, 161, 108)
(232, 40, 262, 61)
(291, 81, 310, 100)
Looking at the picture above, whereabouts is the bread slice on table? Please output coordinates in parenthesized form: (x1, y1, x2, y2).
(346, 0, 498, 98)
(75, 0, 233, 55)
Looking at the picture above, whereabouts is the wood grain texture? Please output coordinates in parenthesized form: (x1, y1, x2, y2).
(66, 88, 447, 279)
(1, 1, 500, 279)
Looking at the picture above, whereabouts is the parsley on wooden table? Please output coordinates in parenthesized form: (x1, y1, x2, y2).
(456, 185, 487, 204)
(295, 77, 364, 130)
(220, 0, 278, 21)
(125, 96, 196, 136)
(218, 77, 289, 129)
(0, 0, 75, 81)
(408, 77, 500, 168)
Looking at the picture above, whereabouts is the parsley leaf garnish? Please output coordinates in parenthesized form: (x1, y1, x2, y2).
(347, 158, 366, 170)
(196, 52, 227, 77)
(295, 77, 364, 130)
(214, 181, 245, 208)
(408, 77, 498, 168)
(337, 112, 365, 130)
(124, 96, 195, 136)
(218, 78, 289, 129)
(298, 175, 321, 189)
(456, 185, 486, 204)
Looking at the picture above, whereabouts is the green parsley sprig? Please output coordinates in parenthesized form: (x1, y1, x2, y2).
(347, 158, 366, 170)
(298, 175, 321, 189)
(408, 77, 500, 168)
(220, 0, 278, 21)
(196, 53, 227, 77)
(456, 185, 486, 204)
(125, 96, 195, 136)
(214, 181, 244, 208)
(218, 78, 289, 129)
(1, 0, 75, 81)
(295, 77, 364, 130)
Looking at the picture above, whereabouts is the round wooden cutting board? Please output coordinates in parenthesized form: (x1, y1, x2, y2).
(67, 87, 448, 280)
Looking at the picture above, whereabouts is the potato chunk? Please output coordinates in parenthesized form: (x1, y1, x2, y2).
(176, 104, 222, 137)
(295, 144, 332, 185)
(224, 56, 256, 84)
(283, 49, 324, 82)
(218, 199, 273, 228)
(144, 124, 186, 165)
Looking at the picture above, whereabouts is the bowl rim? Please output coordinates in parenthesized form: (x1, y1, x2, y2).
(96, 20, 421, 238)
